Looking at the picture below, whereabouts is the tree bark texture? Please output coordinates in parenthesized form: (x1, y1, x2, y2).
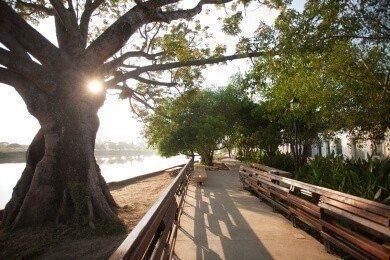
(200, 150, 214, 166)
(2, 79, 118, 229)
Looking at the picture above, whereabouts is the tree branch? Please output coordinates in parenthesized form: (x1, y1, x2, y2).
(328, 34, 390, 41)
(49, 0, 78, 36)
(100, 50, 164, 75)
(0, 30, 31, 61)
(120, 64, 140, 69)
(143, 0, 180, 9)
(0, 67, 26, 89)
(83, 0, 233, 67)
(0, 1, 71, 68)
(154, 0, 231, 23)
(0, 48, 56, 93)
(82, 4, 153, 66)
(132, 75, 176, 87)
(79, 0, 105, 45)
(113, 83, 155, 110)
(107, 51, 264, 86)
(16, 0, 54, 15)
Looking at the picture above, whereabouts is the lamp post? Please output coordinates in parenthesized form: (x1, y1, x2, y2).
(290, 97, 300, 172)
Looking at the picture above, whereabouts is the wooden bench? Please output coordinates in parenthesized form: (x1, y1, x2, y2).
(193, 163, 207, 186)
(239, 166, 390, 259)
(251, 163, 293, 178)
(165, 166, 182, 176)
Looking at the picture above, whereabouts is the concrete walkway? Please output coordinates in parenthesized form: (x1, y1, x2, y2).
(174, 162, 336, 260)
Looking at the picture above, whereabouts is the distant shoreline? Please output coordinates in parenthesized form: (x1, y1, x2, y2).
(0, 141, 156, 164)
(0, 149, 157, 164)
(0, 151, 26, 164)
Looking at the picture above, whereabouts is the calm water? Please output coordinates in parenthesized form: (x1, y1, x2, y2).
(0, 154, 187, 209)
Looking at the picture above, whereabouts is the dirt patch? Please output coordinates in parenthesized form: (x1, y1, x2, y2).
(0, 171, 176, 259)
(110, 171, 176, 232)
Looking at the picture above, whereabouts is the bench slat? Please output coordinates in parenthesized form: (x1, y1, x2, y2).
(321, 196, 389, 227)
(319, 202, 390, 237)
(320, 220, 390, 259)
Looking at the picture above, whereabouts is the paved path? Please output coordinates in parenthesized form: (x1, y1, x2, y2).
(174, 162, 336, 260)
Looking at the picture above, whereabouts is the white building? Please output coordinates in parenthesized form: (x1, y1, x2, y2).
(280, 131, 390, 160)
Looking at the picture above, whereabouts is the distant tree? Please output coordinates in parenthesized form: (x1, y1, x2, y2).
(271, 0, 390, 140)
(230, 98, 284, 159)
(0, 0, 286, 228)
(144, 86, 247, 165)
(216, 84, 250, 157)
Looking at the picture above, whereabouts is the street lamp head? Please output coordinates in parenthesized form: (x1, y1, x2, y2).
(290, 96, 300, 109)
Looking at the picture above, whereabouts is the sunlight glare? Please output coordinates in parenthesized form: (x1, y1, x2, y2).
(88, 80, 103, 93)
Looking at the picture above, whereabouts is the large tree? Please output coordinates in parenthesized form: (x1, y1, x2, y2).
(144, 87, 246, 166)
(0, 0, 279, 228)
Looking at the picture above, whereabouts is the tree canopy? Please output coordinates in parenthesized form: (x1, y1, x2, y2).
(144, 86, 247, 165)
(0, 0, 283, 106)
(237, 0, 389, 148)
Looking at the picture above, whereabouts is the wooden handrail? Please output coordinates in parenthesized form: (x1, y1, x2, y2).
(239, 165, 390, 259)
(110, 158, 193, 260)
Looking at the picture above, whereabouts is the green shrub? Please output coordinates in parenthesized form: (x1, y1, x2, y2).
(237, 151, 260, 163)
(237, 150, 295, 173)
(295, 154, 390, 204)
(258, 151, 295, 173)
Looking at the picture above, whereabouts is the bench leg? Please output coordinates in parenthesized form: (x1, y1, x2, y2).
(292, 216, 297, 228)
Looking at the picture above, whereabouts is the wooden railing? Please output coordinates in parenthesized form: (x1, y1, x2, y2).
(239, 165, 390, 259)
(110, 158, 194, 260)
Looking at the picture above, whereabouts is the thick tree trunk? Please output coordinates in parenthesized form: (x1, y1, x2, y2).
(2, 83, 119, 229)
(200, 150, 213, 166)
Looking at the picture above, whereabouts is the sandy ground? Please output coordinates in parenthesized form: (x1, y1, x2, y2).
(111, 171, 177, 232)
(0, 171, 177, 260)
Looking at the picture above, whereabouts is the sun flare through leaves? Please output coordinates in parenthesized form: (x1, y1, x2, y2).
(88, 80, 103, 94)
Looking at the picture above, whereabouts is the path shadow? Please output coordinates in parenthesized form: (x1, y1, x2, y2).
(176, 164, 273, 260)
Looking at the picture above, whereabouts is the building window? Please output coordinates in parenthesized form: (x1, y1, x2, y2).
(325, 141, 331, 156)
(335, 139, 343, 155)
(355, 141, 365, 159)
(318, 143, 322, 157)
(374, 142, 383, 156)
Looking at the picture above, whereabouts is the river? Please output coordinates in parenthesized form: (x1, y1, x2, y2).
(0, 154, 188, 209)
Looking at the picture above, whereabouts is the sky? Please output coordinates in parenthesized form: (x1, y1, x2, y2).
(0, 1, 305, 145)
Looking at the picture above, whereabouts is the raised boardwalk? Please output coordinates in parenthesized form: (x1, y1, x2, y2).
(174, 161, 336, 260)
